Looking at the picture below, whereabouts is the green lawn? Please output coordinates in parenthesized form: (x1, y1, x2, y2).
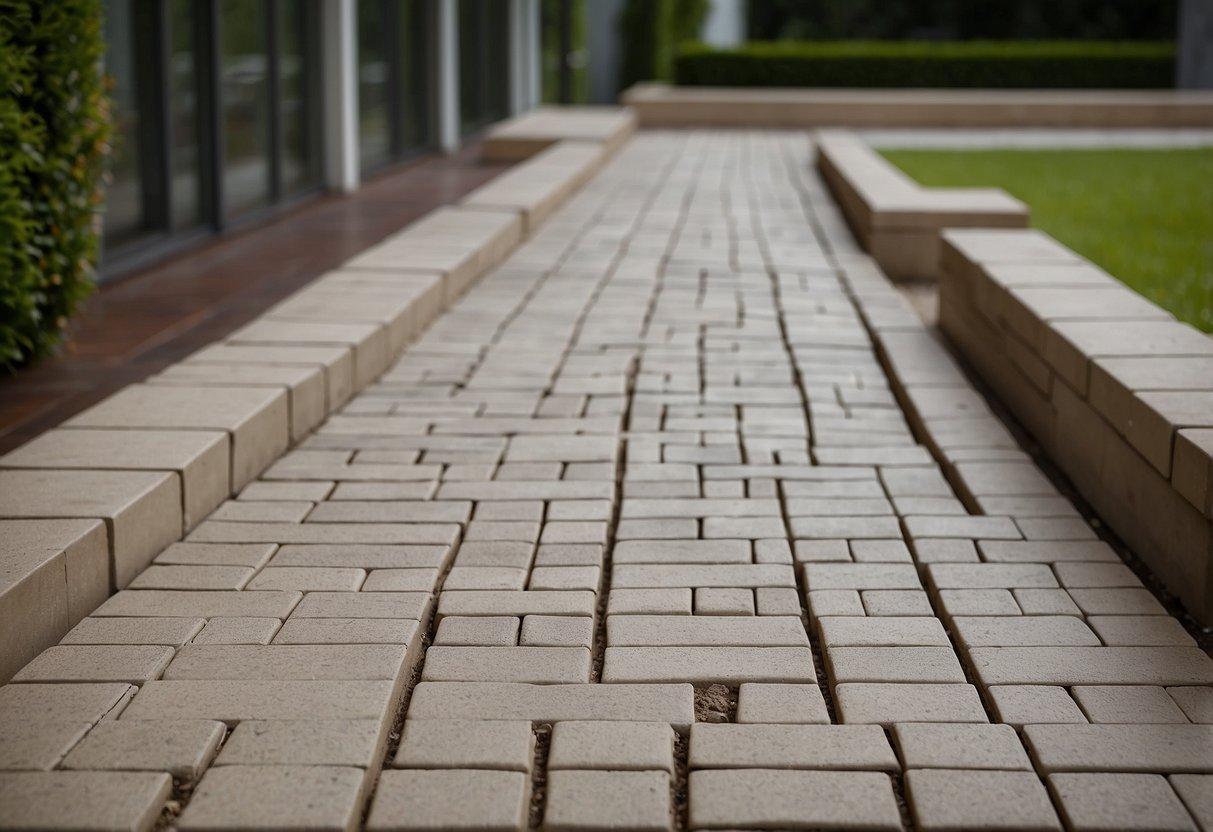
(880, 148, 1213, 332)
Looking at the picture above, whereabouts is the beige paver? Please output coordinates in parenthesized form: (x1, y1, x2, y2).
(1023, 724, 1213, 774)
(61, 719, 225, 778)
(394, 719, 534, 771)
(968, 646, 1213, 686)
(95, 589, 300, 619)
(1071, 685, 1190, 724)
(818, 615, 949, 646)
(1169, 775, 1213, 831)
(0, 719, 91, 771)
(367, 769, 530, 832)
(543, 769, 672, 832)
(952, 615, 1100, 647)
(421, 646, 590, 683)
(192, 616, 282, 645)
(291, 591, 430, 620)
(155, 542, 277, 567)
(689, 723, 898, 771)
(437, 590, 595, 619)
(161, 644, 409, 682)
(178, 765, 366, 832)
(216, 719, 385, 768)
(0, 519, 109, 683)
(1169, 687, 1213, 723)
(1, 428, 230, 531)
(835, 683, 989, 725)
(608, 615, 808, 646)
(1088, 615, 1196, 646)
(893, 723, 1032, 771)
(406, 682, 695, 729)
(520, 615, 593, 647)
(826, 646, 967, 683)
(12, 645, 174, 685)
(0, 682, 134, 724)
(0, 770, 171, 832)
(547, 721, 675, 772)
(987, 685, 1088, 726)
(120, 679, 395, 725)
(735, 682, 831, 724)
(65, 383, 289, 489)
(688, 769, 902, 830)
(1048, 773, 1198, 832)
(0, 469, 181, 589)
(602, 646, 815, 684)
(907, 769, 1062, 831)
(434, 616, 519, 646)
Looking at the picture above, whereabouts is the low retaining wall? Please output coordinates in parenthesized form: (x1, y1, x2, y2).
(622, 83, 1213, 129)
(815, 129, 1028, 280)
(938, 229, 1213, 624)
(481, 106, 637, 162)
(0, 132, 612, 683)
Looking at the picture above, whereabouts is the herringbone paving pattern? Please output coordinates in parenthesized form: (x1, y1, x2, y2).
(1, 132, 1210, 831)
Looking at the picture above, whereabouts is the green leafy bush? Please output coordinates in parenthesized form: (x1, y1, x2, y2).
(0, 0, 109, 371)
(673, 40, 1176, 89)
(618, 0, 709, 89)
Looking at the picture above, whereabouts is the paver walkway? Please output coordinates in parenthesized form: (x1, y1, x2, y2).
(2, 131, 1212, 831)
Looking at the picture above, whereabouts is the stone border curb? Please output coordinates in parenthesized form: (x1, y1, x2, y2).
(934, 229, 1213, 624)
(815, 129, 1028, 280)
(621, 83, 1213, 129)
(481, 105, 637, 162)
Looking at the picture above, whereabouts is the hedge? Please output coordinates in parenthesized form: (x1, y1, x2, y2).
(618, 0, 709, 89)
(672, 41, 1176, 89)
(0, 0, 109, 371)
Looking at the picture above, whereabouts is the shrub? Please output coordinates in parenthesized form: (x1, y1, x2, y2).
(672, 40, 1176, 89)
(0, 0, 109, 371)
(618, 0, 709, 89)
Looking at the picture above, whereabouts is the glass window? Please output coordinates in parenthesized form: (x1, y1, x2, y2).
(220, 0, 271, 216)
(459, 0, 510, 137)
(280, 0, 323, 194)
(99, 0, 326, 269)
(358, 0, 393, 170)
(359, 0, 434, 173)
(398, 0, 434, 153)
(168, 0, 201, 231)
(102, 0, 160, 246)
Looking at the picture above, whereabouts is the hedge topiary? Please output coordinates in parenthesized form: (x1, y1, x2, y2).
(672, 40, 1176, 89)
(0, 0, 110, 371)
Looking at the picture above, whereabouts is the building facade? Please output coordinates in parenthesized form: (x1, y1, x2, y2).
(100, 0, 541, 276)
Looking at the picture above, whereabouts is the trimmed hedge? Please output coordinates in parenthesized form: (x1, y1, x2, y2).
(0, 0, 109, 371)
(619, 0, 709, 89)
(673, 41, 1177, 89)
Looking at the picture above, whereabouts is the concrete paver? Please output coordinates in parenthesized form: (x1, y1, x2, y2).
(367, 769, 529, 832)
(178, 765, 366, 832)
(1, 129, 1208, 832)
(0, 770, 171, 832)
(543, 769, 672, 831)
(907, 769, 1062, 831)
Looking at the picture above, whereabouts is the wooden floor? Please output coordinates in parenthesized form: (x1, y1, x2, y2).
(0, 143, 508, 454)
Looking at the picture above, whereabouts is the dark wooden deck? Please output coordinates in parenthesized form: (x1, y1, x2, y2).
(0, 144, 508, 453)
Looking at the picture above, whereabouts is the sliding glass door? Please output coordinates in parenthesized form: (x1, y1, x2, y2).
(357, 0, 436, 173)
(101, 0, 324, 269)
(458, 0, 510, 137)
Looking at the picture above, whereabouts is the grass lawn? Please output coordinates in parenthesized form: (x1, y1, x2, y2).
(879, 148, 1213, 333)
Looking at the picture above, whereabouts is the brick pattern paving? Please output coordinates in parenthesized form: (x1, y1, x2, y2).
(1, 132, 1211, 831)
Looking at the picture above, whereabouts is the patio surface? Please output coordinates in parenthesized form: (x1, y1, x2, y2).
(1, 131, 1211, 831)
